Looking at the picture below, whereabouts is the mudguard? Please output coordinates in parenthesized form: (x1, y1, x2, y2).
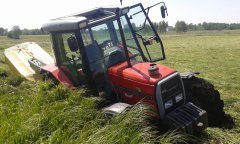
(180, 72, 200, 79)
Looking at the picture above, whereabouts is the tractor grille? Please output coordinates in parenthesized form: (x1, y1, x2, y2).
(156, 73, 185, 118)
(161, 73, 184, 114)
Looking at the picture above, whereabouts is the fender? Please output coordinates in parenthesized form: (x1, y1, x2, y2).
(41, 64, 74, 86)
(180, 72, 200, 79)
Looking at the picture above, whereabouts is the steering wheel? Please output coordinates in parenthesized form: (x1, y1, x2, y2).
(100, 40, 113, 50)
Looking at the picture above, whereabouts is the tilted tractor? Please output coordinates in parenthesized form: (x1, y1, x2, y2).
(35, 2, 231, 134)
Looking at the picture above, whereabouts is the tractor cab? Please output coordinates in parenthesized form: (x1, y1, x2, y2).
(42, 3, 167, 96)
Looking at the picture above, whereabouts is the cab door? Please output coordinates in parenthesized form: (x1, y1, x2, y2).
(127, 3, 166, 62)
(52, 32, 84, 86)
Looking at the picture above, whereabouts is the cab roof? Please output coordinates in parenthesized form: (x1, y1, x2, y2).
(42, 6, 129, 32)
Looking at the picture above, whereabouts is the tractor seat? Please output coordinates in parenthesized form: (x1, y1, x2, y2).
(104, 46, 126, 68)
(85, 41, 103, 72)
(85, 41, 102, 63)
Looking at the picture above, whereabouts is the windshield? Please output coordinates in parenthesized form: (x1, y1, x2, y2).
(81, 4, 165, 69)
(81, 17, 144, 66)
(127, 4, 165, 62)
(119, 16, 144, 62)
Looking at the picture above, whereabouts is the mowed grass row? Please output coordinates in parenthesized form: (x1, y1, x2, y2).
(0, 35, 52, 58)
(162, 30, 240, 105)
(0, 30, 240, 143)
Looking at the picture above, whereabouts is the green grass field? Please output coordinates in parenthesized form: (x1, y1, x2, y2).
(162, 30, 240, 143)
(0, 30, 240, 143)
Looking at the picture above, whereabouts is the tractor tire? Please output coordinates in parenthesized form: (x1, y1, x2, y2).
(182, 76, 233, 128)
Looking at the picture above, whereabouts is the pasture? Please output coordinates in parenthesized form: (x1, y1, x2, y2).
(0, 30, 239, 143)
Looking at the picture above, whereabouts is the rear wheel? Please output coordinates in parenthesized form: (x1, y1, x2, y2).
(182, 76, 233, 128)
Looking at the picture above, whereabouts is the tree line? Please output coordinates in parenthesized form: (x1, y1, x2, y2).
(0, 26, 46, 39)
(175, 21, 240, 32)
(1, 21, 240, 39)
(141, 21, 240, 33)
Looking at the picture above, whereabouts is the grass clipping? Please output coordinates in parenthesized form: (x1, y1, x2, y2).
(0, 78, 187, 143)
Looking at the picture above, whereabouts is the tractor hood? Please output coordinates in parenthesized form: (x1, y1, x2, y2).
(108, 61, 176, 85)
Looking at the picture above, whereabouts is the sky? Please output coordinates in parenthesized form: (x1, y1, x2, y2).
(1, 0, 240, 30)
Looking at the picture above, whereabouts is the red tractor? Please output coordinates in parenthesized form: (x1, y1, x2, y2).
(40, 2, 230, 134)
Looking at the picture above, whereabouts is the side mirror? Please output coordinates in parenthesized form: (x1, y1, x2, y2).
(67, 36, 79, 52)
(161, 5, 167, 18)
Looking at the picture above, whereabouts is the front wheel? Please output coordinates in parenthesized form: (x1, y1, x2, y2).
(182, 76, 233, 128)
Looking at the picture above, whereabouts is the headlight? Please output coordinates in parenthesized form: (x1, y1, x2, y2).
(175, 93, 183, 103)
(164, 99, 173, 109)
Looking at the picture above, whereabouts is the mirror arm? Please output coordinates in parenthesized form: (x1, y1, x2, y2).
(130, 2, 167, 17)
(165, 7, 168, 16)
(148, 2, 167, 12)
